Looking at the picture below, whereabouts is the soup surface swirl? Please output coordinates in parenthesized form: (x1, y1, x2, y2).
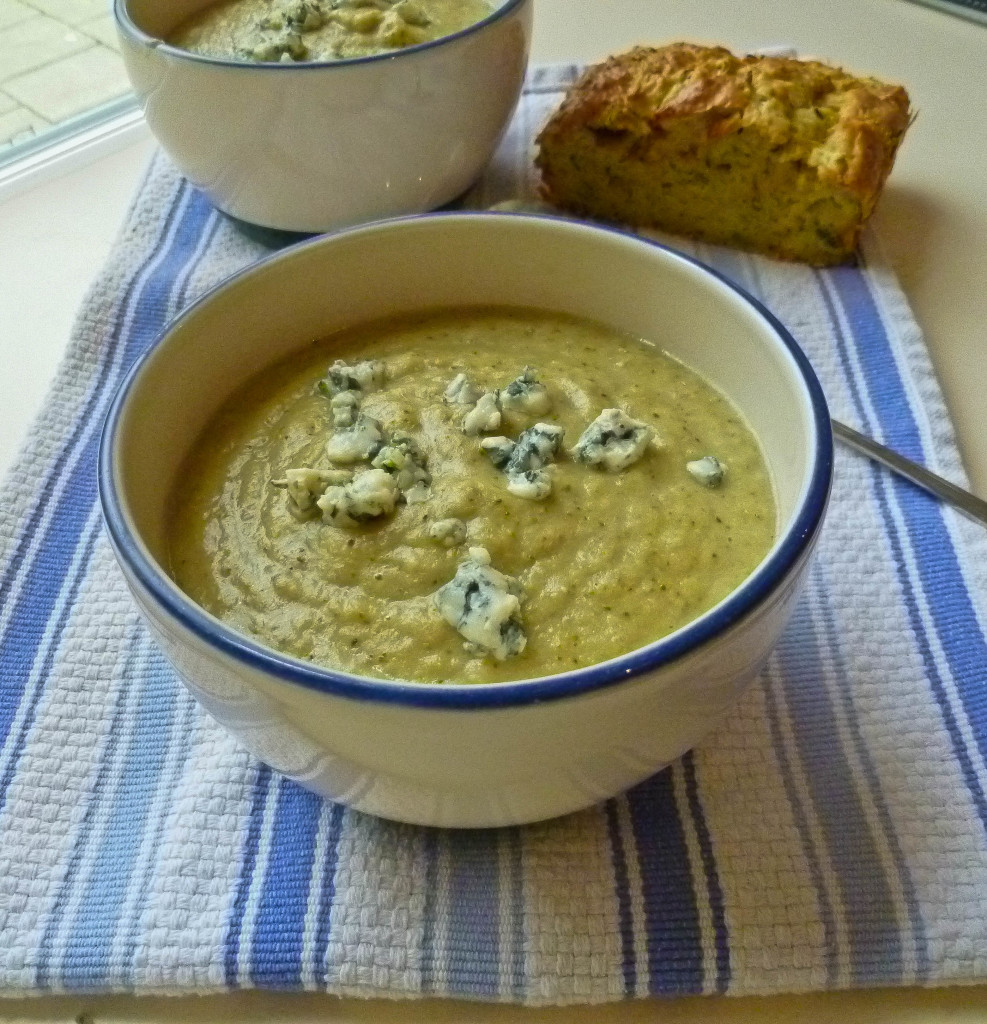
(168, 308, 776, 684)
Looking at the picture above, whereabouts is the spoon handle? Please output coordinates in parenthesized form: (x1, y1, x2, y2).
(832, 419, 987, 528)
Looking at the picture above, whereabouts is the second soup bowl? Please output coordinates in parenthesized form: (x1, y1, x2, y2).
(114, 0, 532, 232)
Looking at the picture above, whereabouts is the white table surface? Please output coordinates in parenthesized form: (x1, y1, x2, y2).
(1, 0, 986, 1019)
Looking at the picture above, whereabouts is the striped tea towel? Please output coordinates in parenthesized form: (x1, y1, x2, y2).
(2, 64, 987, 1004)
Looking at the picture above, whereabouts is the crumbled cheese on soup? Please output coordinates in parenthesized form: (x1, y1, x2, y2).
(170, 0, 493, 65)
(444, 373, 482, 406)
(319, 359, 386, 432)
(371, 432, 431, 498)
(500, 367, 551, 416)
(505, 422, 565, 475)
(462, 391, 502, 436)
(481, 422, 566, 501)
(506, 469, 554, 500)
(429, 517, 467, 547)
(479, 435, 515, 470)
(572, 408, 656, 471)
(433, 546, 526, 660)
(328, 389, 361, 428)
(326, 413, 385, 463)
(320, 358, 387, 397)
(687, 455, 726, 487)
(316, 468, 399, 527)
(271, 467, 352, 513)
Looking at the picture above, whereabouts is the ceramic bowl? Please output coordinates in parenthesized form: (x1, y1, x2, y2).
(114, 0, 532, 232)
(99, 213, 832, 828)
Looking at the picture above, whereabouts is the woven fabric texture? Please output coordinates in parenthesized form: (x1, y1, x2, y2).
(2, 65, 987, 1003)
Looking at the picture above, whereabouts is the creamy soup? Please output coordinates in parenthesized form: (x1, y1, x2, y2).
(169, 0, 492, 62)
(168, 308, 775, 684)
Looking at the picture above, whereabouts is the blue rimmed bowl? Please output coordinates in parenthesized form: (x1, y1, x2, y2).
(114, 0, 531, 232)
(99, 213, 832, 827)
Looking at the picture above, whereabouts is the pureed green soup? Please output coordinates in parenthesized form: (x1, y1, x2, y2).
(169, 0, 493, 62)
(168, 307, 776, 684)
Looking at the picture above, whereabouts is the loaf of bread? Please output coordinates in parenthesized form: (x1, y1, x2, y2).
(535, 43, 912, 265)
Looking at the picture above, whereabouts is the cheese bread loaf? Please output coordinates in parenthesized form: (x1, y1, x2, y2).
(535, 43, 912, 265)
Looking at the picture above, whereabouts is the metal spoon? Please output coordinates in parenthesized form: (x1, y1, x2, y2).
(832, 419, 987, 527)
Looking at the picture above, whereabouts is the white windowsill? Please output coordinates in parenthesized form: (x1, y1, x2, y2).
(0, 111, 154, 480)
(0, 99, 149, 205)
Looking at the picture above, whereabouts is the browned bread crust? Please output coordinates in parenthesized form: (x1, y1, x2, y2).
(535, 43, 912, 265)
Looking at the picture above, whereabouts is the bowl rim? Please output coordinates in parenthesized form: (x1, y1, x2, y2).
(98, 211, 833, 710)
(113, 0, 529, 70)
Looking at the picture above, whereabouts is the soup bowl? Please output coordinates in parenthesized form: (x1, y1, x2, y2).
(114, 0, 532, 232)
(98, 213, 832, 828)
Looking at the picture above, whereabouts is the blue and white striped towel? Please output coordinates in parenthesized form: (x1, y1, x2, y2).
(2, 64, 987, 1003)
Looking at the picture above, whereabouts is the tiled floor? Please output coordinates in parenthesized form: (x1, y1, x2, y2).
(0, 0, 130, 151)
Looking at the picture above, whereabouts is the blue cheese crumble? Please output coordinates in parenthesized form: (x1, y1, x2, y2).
(371, 432, 431, 503)
(443, 373, 482, 406)
(479, 435, 515, 470)
(329, 389, 361, 429)
(316, 468, 399, 527)
(326, 413, 385, 463)
(320, 359, 388, 451)
(686, 455, 725, 487)
(271, 467, 352, 514)
(260, 0, 323, 32)
(452, 367, 553, 437)
(429, 517, 467, 547)
(501, 367, 551, 416)
(572, 408, 655, 471)
(506, 469, 553, 500)
(505, 422, 565, 475)
(432, 547, 526, 660)
(319, 359, 387, 397)
(481, 422, 565, 501)
(462, 391, 502, 436)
